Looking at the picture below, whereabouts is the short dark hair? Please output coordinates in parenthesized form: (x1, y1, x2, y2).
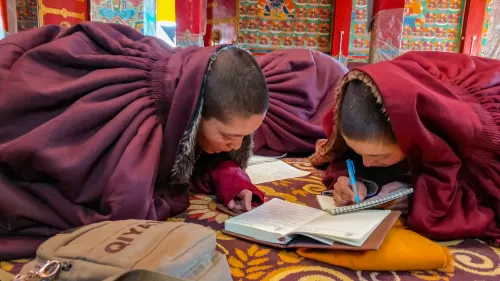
(339, 79, 396, 143)
(202, 47, 269, 122)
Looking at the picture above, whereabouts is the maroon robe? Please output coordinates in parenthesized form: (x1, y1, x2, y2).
(0, 22, 264, 259)
(311, 52, 500, 243)
(253, 49, 348, 156)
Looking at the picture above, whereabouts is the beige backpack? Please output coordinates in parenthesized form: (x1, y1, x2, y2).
(15, 220, 232, 281)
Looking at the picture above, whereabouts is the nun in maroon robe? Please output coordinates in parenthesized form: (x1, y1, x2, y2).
(311, 51, 500, 244)
(253, 49, 348, 156)
(0, 22, 265, 259)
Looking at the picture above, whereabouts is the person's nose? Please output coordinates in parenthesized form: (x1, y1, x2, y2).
(227, 138, 243, 151)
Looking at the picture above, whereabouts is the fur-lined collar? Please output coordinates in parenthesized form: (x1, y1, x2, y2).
(309, 70, 387, 166)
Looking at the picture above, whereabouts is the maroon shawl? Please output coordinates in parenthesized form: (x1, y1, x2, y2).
(253, 49, 348, 156)
(312, 51, 500, 243)
(0, 23, 254, 259)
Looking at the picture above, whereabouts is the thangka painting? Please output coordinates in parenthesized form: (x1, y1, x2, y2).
(237, 0, 334, 54)
(16, 0, 38, 32)
(348, 0, 370, 63)
(402, 0, 465, 53)
(90, 0, 156, 36)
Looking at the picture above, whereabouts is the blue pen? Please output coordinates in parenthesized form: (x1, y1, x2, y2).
(346, 159, 360, 203)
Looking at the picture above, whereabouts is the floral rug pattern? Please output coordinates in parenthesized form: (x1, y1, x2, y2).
(1, 158, 499, 281)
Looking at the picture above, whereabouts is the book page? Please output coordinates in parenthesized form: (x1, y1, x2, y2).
(245, 157, 310, 184)
(294, 210, 391, 242)
(225, 199, 325, 236)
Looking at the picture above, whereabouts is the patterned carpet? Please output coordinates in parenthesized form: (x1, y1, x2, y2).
(1, 158, 499, 281)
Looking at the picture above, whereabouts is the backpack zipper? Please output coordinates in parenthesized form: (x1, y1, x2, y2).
(13, 259, 71, 281)
(35, 258, 72, 280)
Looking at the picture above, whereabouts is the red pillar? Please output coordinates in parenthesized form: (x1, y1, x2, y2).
(0, 0, 8, 32)
(176, 0, 205, 46)
(331, 0, 352, 58)
(460, 0, 488, 55)
(204, 0, 214, 46)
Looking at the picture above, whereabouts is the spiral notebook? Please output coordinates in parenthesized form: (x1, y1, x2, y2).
(245, 155, 311, 184)
(317, 186, 414, 215)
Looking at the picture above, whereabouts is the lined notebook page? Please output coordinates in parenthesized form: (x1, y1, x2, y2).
(245, 156, 311, 184)
(317, 194, 338, 211)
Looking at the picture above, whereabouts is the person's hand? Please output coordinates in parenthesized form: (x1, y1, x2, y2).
(333, 176, 367, 206)
(377, 182, 410, 214)
(227, 189, 254, 212)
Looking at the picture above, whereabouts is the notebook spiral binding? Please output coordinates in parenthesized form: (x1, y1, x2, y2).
(327, 188, 414, 216)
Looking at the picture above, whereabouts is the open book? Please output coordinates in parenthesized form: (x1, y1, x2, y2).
(224, 198, 400, 250)
(245, 155, 310, 184)
(317, 186, 413, 215)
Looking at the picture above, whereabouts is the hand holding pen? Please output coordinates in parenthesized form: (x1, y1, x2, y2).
(329, 160, 368, 206)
